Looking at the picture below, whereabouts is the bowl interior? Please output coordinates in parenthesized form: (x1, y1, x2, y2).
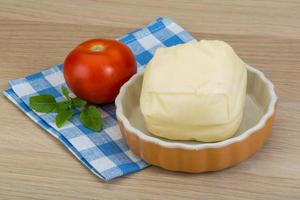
(121, 66, 272, 145)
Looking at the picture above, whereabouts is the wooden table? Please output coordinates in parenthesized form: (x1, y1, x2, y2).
(0, 1, 299, 199)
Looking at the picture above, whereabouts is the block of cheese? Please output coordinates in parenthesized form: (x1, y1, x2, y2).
(140, 40, 247, 142)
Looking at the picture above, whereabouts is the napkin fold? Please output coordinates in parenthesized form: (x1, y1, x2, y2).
(3, 17, 195, 181)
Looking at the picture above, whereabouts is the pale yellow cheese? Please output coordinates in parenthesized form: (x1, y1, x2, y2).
(140, 40, 247, 142)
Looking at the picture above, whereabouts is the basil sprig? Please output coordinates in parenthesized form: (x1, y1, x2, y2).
(29, 86, 102, 131)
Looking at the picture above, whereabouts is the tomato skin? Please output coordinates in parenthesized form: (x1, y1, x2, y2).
(63, 39, 137, 104)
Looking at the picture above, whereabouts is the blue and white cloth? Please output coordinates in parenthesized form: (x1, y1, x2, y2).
(3, 17, 195, 181)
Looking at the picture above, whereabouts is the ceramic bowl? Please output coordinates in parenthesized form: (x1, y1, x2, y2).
(115, 65, 278, 172)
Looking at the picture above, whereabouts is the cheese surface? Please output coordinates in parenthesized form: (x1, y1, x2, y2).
(140, 40, 247, 142)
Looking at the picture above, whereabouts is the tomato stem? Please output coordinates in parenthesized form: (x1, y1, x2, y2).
(90, 45, 104, 52)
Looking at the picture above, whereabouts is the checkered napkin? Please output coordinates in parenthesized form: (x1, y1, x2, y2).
(3, 17, 195, 181)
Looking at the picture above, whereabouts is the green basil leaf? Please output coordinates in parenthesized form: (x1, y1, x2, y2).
(80, 106, 102, 131)
(72, 97, 87, 108)
(29, 94, 56, 113)
(61, 86, 71, 100)
(55, 108, 74, 128)
(55, 101, 71, 113)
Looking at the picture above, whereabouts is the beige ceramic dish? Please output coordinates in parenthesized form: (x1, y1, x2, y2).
(115, 64, 278, 173)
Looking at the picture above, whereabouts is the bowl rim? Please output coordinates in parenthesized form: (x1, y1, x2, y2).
(115, 64, 278, 150)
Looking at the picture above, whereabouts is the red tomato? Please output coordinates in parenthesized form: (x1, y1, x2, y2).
(63, 39, 137, 104)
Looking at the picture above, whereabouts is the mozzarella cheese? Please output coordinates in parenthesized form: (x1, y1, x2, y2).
(140, 40, 247, 142)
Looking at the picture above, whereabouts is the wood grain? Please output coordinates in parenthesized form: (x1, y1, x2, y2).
(0, 0, 300, 199)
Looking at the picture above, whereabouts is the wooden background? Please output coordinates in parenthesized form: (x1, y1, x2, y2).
(0, 0, 299, 199)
